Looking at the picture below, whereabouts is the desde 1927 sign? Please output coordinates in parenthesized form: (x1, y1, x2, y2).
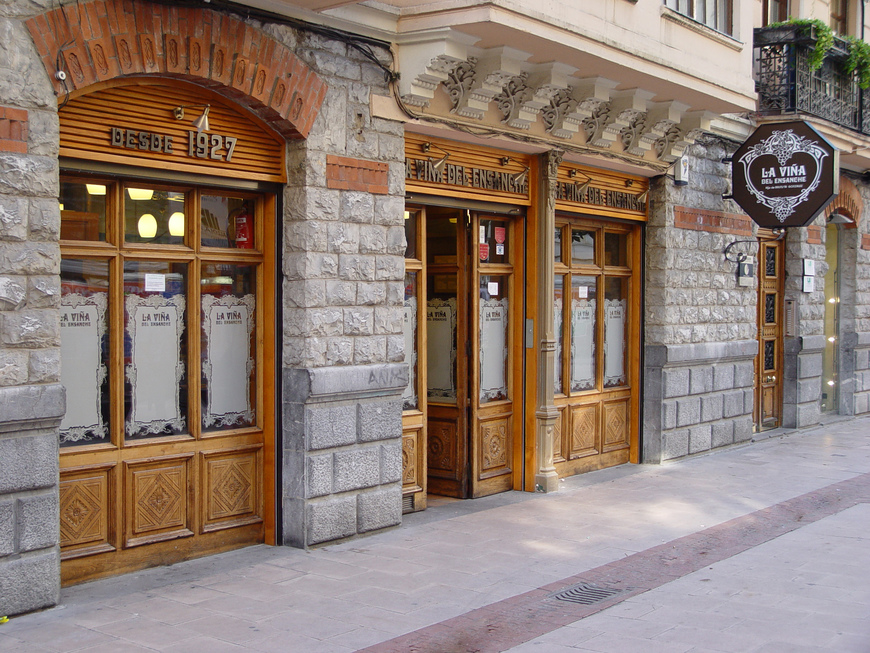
(731, 121, 838, 228)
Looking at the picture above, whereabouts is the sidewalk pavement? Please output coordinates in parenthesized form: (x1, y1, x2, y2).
(1, 416, 868, 653)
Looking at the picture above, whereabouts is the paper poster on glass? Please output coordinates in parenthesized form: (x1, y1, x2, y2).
(60, 292, 108, 444)
(604, 298, 627, 387)
(402, 296, 418, 409)
(427, 298, 456, 401)
(480, 298, 509, 402)
(125, 293, 186, 436)
(202, 294, 256, 428)
(571, 298, 596, 391)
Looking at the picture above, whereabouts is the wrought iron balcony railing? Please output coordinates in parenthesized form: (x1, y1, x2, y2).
(754, 25, 867, 134)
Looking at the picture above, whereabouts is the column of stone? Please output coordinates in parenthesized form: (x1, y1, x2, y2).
(534, 150, 562, 492)
(278, 27, 407, 547)
(0, 4, 64, 616)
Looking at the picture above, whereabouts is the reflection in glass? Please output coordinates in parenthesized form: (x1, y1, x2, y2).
(60, 258, 110, 446)
(427, 215, 458, 265)
(571, 276, 596, 391)
(604, 277, 628, 387)
(554, 275, 564, 395)
(604, 232, 627, 267)
(201, 264, 256, 431)
(125, 188, 186, 245)
(201, 194, 254, 249)
(571, 229, 595, 265)
(554, 227, 562, 263)
(480, 275, 508, 402)
(124, 261, 188, 438)
(480, 219, 509, 264)
(403, 272, 418, 410)
(404, 209, 418, 259)
(60, 180, 108, 241)
(427, 293, 457, 403)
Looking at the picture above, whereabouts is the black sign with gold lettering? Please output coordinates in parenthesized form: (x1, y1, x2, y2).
(731, 121, 837, 228)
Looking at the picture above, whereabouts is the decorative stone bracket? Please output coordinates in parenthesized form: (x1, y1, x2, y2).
(398, 34, 715, 163)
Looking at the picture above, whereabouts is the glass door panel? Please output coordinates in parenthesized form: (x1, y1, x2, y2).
(570, 275, 597, 392)
(200, 263, 257, 432)
(123, 260, 189, 439)
(60, 257, 111, 446)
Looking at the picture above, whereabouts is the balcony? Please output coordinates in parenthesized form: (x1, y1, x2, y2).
(754, 25, 868, 135)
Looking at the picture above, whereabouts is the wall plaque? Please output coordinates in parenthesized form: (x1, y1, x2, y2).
(731, 121, 838, 228)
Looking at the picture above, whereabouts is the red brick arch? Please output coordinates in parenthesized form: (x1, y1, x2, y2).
(25, 0, 325, 139)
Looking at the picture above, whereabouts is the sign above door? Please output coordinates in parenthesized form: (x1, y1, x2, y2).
(731, 121, 838, 228)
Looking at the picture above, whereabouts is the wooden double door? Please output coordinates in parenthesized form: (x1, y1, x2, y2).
(422, 207, 523, 499)
(57, 174, 274, 584)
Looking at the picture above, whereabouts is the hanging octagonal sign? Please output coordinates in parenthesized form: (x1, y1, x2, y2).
(731, 121, 838, 228)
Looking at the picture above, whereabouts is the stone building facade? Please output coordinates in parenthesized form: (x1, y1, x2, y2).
(2, 0, 870, 621)
(0, 0, 406, 616)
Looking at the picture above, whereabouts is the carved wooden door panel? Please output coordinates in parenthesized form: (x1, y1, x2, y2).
(552, 217, 640, 477)
(57, 176, 274, 585)
(756, 236, 784, 430)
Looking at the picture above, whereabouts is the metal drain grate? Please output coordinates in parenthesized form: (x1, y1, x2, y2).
(550, 582, 623, 605)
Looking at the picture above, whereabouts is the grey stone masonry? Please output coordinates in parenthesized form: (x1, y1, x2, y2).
(644, 341, 757, 463)
(282, 363, 408, 548)
(782, 335, 824, 429)
(276, 24, 407, 549)
(0, 5, 64, 618)
(0, 384, 64, 617)
(844, 331, 870, 416)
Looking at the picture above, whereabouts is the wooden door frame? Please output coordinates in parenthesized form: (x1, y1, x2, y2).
(58, 174, 276, 585)
(755, 231, 785, 431)
(469, 211, 525, 498)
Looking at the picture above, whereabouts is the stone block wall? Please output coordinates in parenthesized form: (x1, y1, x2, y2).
(282, 366, 405, 547)
(275, 27, 407, 546)
(644, 136, 759, 459)
(644, 341, 756, 462)
(0, 3, 64, 616)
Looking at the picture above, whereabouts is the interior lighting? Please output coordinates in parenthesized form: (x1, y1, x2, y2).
(86, 184, 107, 195)
(138, 213, 157, 239)
(127, 188, 154, 201)
(168, 212, 185, 237)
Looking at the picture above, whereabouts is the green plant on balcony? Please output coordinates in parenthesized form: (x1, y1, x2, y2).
(767, 18, 870, 88)
(845, 36, 870, 89)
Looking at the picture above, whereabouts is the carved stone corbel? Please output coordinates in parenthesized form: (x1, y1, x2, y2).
(634, 101, 689, 158)
(545, 77, 618, 140)
(654, 110, 714, 162)
(587, 89, 654, 149)
(449, 46, 532, 120)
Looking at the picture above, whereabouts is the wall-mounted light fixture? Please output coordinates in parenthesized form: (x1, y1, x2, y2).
(422, 142, 450, 175)
(568, 169, 592, 194)
(173, 104, 210, 132)
(499, 156, 529, 186)
(828, 211, 854, 225)
(636, 189, 649, 203)
(86, 183, 107, 196)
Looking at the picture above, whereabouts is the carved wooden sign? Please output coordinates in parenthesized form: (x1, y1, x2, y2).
(731, 121, 838, 228)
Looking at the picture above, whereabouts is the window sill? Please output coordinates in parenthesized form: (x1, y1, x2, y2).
(661, 6, 744, 51)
